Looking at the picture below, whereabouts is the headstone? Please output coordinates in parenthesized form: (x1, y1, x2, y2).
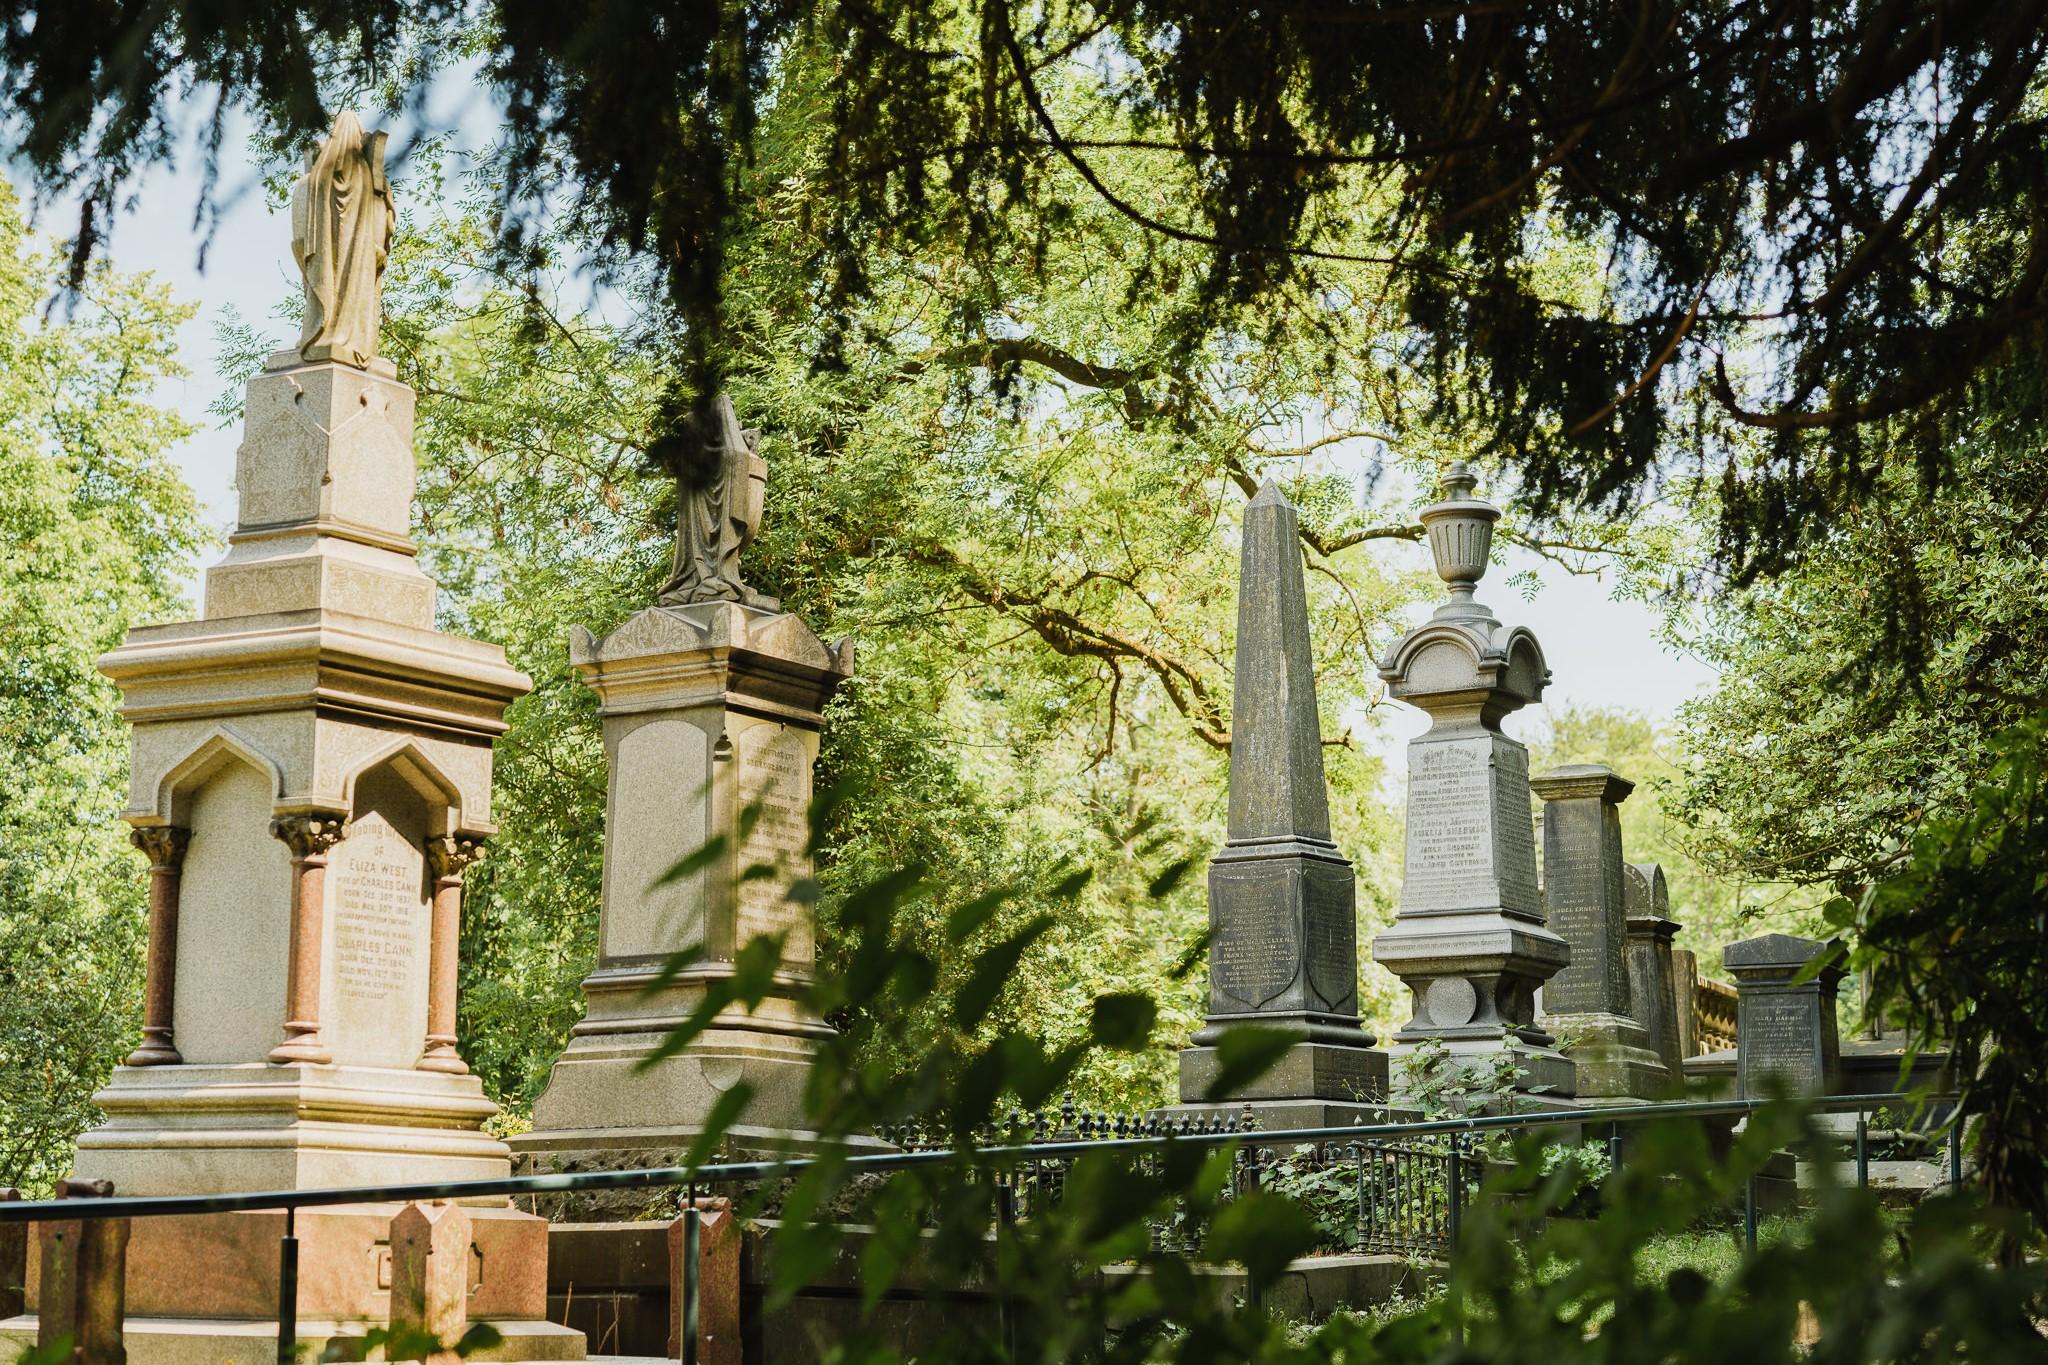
(515, 395, 858, 1166)
(1725, 933, 1845, 1097)
(1172, 482, 1386, 1126)
(1622, 862, 1684, 1079)
(1531, 767, 1668, 1098)
(1370, 464, 1574, 1101)
(27, 113, 582, 1363)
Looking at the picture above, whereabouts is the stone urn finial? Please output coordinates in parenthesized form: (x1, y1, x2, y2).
(1420, 460, 1500, 620)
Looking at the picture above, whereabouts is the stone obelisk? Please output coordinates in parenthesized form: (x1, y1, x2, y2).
(514, 395, 857, 1171)
(1370, 463, 1575, 1101)
(1173, 480, 1387, 1126)
(1, 113, 584, 1362)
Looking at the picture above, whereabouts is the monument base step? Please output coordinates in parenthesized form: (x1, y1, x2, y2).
(1177, 1040, 1389, 1108)
(0, 1315, 584, 1365)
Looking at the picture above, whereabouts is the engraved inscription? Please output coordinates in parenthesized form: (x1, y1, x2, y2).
(332, 812, 421, 1005)
(1402, 740, 1494, 910)
(1741, 992, 1822, 1093)
(1489, 742, 1540, 914)
(1209, 864, 1299, 1011)
(1302, 864, 1357, 1013)
(736, 725, 813, 965)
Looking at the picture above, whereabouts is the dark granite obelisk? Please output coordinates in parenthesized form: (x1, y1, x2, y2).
(1174, 481, 1388, 1124)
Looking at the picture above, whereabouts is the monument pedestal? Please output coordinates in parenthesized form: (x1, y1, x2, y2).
(1531, 766, 1670, 1100)
(28, 244, 583, 1353)
(1370, 464, 1577, 1107)
(515, 602, 861, 1174)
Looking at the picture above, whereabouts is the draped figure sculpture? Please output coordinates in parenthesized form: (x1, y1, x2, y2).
(657, 392, 781, 610)
(291, 111, 395, 369)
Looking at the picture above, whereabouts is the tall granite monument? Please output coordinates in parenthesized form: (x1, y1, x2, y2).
(1174, 481, 1387, 1125)
(1370, 463, 1575, 1099)
(514, 395, 856, 1165)
(8, 113, 583, 1362)
(1531, 765, 1669, 1097)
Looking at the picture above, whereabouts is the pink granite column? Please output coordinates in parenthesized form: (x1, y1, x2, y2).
(268, 814, 349, 1065)
(420, 835, 484, 1074)
(125, 826, 191, 1066)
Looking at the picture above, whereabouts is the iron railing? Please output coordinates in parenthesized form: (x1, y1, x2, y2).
(0, 1092, 1961, 1365)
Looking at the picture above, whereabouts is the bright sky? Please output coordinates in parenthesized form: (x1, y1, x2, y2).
(43, 114, 1720, 753)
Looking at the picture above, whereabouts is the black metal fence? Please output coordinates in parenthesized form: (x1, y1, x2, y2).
(0, 1093, 1961, 1365)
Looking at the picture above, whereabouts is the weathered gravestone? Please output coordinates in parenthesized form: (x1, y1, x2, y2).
(1173, 481, 1387, 1125)
(1370, 464, 1574, 1100)
(7, 112, 584, 1364)
(1623, 862, 1685, 1081)
(1725, 933, 1845, 1097)
(515, 394, 858, 1172)
(1531, 766, 1668, 1098)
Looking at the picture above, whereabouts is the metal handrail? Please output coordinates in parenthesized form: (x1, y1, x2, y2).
(0, 1090, 1951, 1223)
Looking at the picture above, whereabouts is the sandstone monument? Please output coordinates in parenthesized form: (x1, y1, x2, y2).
(514, 395, 855, 1166)
(1172, 481, 1386, 1125)
(0, 113, 582, 1362)
(1531, 765, 1669, 1098)
(1370, 463, 1574, 1100)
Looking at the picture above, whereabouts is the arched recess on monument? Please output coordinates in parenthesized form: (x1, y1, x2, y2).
(322, 742, 461, 1069)
(154, 732, 294, 1066)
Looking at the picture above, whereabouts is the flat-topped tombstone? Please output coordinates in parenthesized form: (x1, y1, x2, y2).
(1724, 933, 1844, 1097)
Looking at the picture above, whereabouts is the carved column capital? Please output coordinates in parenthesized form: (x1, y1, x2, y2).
(269, 814, 350, 860)
(427, 834, 487, 882)
(129, 826, 191, 871)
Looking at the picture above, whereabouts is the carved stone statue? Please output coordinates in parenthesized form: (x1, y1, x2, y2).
(290, 111, 395, 369)
(657, 393, 780, 610)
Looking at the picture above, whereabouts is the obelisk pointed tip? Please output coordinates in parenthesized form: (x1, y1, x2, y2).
(1250, 477, 1291, 510)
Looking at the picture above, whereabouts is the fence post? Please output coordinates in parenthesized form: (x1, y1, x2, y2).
(1947, 1117, 1963, 1192)
(668, 1195, 738, 1365)
(0, 1189, 23, 1321)
(1743, 1174, 1758, 1253)
(1854, 1112, 1869, 1190)
(276, 1204, 298, 1365)
(37, 1178, 128, 1365)
(390, 1200, 473, 1364)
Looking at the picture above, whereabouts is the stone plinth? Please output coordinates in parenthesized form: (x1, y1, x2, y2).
(1725, 934, 1845, 1098)
(1622, 862, 1684, 1080)
(1369, 464, 1573, 1102)
(514, 602, 856, 1164)
(57, 337, 579, 1358)
(1532, 766, 1667, 1099)
(1170, 482, 1385, 1124)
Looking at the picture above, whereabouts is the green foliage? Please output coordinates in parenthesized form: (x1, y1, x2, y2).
(1835, 711, 2048, 1244)
(0, 184, 203, 1193)
(14, 3, 2048, 640)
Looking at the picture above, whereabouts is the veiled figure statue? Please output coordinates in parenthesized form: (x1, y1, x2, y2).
(657, 393, 781, 611)
(291, 111, 395, 368)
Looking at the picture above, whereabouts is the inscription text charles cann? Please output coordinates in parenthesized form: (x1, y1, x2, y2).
(332, 815, 423, 1005)
(1742, 992, 1824, 1091)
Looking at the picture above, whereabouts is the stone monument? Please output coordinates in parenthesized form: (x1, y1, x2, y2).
(1725, 933, 1845, 1097)
(1172, 481, 1387, 1126)
(1531, 766, 1668, 1098)
(1622, 862, 1685, 1081)
(3, 112, 583, 1361)
(513, 395, 855, 1168)
(1369, 463, 1575, 1100)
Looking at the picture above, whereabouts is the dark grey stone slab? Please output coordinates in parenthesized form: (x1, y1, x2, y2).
(1724, 933, 1845, 1097)
(1178, 1039, 1390, 1105)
